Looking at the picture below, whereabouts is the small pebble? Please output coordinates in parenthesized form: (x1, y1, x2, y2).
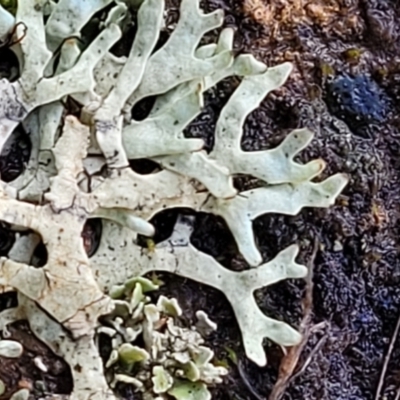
(10, 389, 30, 400)
(0, 379, 5, 396)
(0, 340, 23, 358)
(34, 356, 48, 373)
(333, 240, 343, 252)
(35, 380, 47, 392)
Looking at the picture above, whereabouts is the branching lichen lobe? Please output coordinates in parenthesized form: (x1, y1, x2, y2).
(0, 0, 347, 398)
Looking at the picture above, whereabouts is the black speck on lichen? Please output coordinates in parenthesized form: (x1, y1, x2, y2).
(324, 73, 390, 135)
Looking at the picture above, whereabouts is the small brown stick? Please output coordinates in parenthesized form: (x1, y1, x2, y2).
(268, 238, 319, 400)
(289, 326, 328, 382)
(374, 313, 400, 400)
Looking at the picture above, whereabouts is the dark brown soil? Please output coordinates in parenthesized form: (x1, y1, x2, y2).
(0, 320, 72, 400)
(2, 0, 400, 399)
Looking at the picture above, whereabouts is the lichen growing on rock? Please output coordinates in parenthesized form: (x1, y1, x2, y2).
(0, 0, 348, 398)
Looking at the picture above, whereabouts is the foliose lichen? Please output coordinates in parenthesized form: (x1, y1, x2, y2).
(0, 0, 348, 398)
(99, 277, 227, 400)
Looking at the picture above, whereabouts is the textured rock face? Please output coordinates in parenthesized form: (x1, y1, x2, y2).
(0, 0, 347, 398)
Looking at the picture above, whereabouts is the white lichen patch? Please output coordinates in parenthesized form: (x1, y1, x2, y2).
(92, 216, 310, 367)
(0, 0, 348, 398)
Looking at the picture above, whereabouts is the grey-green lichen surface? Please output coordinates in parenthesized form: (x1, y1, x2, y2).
(0, 0, 348, 399)
(100, 276, 228, 400)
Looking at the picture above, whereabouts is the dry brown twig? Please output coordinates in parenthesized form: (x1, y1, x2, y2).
(268, 238, 319, 400)
(375, 313, 400, 400)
